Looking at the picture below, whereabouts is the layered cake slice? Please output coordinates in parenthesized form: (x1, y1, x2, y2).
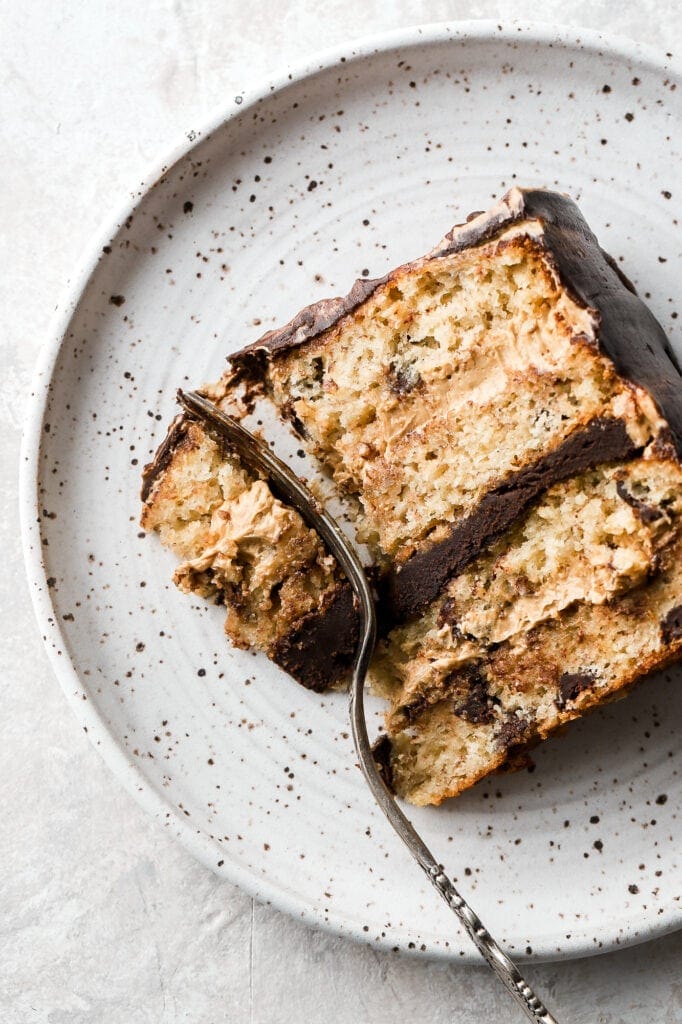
(141, 187, 682, 805)
(140, 415, 357, 691)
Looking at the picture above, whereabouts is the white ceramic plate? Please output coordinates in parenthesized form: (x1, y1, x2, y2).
(21, 22, 682, 962)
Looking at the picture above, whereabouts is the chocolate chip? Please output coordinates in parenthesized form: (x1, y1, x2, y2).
(437, 596, 458, 629)
(452, 667, 495, 725)
(661, 604, 682, 644)
(498, 714, 529, 748)
(372, 734, 394, 790)
(279, 400, 309, 440)
(311, 356, 324, 383)
(615, 479, 662, 522)
(387, 361, 422, 395)
(557, 670, 595, 707)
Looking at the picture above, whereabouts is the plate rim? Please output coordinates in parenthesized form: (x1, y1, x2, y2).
(19, 19, 682, 963)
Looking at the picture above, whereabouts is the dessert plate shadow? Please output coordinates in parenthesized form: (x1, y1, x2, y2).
(20, 22, 682, 962)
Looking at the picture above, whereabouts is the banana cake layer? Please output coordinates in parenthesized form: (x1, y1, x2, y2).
(141, 187, 682, 804)
(370, 453, 682, 803)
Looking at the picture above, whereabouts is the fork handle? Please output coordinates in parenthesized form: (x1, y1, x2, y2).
(354, 734, 560, 1023)
(425, 860, 558, 1023)
(357, 751, 560, 1022)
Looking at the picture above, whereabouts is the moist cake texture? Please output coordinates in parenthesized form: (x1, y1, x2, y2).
(140, 416, 356, 690)
(141, 186, 682, 805)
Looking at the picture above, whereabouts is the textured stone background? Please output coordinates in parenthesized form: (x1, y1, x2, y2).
(3, 2, 682, 1021)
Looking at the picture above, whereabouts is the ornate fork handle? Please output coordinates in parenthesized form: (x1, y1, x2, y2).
(179, 391, 560, 1024)
(350, 683, 559, 1024)
(426, 864, 556, 1022)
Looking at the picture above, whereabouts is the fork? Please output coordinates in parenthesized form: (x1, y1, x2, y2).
(178, 389, 560, 1024)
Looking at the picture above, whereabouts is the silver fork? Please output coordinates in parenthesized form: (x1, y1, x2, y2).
(179, 389, 560, 1024)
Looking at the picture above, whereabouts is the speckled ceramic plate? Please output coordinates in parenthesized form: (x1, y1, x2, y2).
(21, 22, 682, 962)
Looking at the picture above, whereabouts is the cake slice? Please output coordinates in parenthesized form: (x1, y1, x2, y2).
(140, 416, 357, 690)
(141, 187, 682, 805)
